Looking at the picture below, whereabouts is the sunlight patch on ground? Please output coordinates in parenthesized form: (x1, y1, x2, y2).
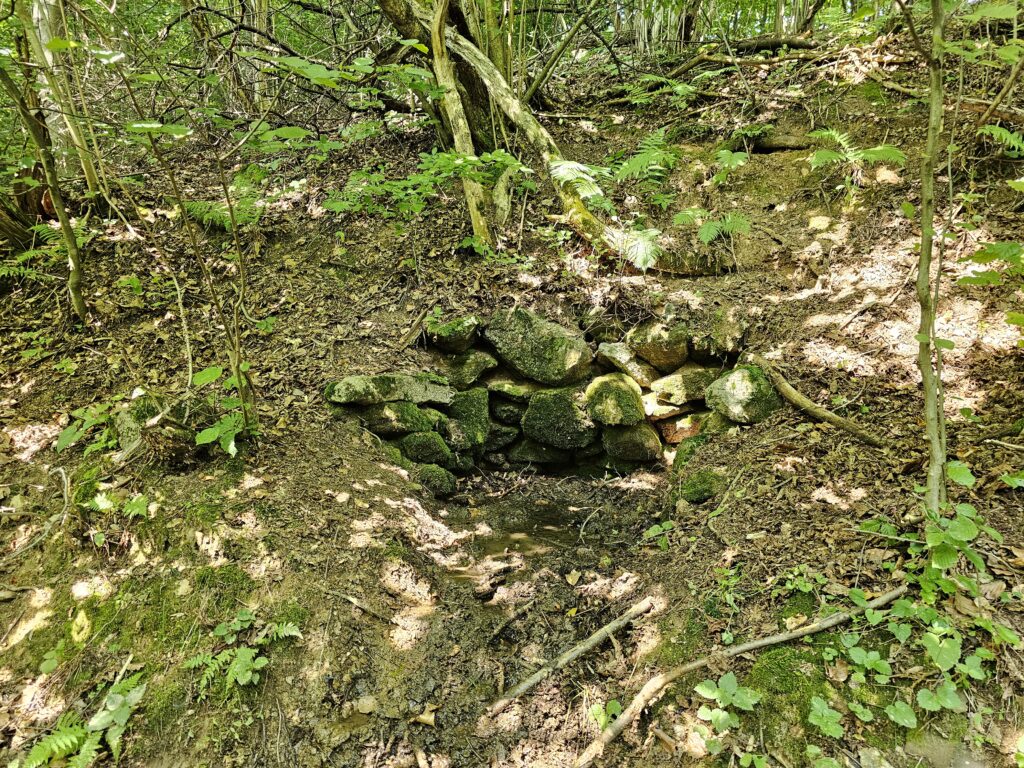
(12, 676, 66, 744)
(2, 588, 52, 652)
(800, 340, 879, 376)
(348, 512, 387, 548)
(2, 418, 62, 461)
(71, 575, 114, 601)
(607, 472, 659, 491)
(578, 571, 641, 601)
(811, 483, 867, 510)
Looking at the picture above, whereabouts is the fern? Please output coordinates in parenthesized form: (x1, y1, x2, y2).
(978, 124, 1024, 155)
(66, 731, 102, 768)
(607, 227, 662, 271)
(0, 263, 47, 281)
(613, 129, 678, 185)
(808, 128, 906, 170)
(673, 207, 710, 226)
(624, 74, 696, 106)
(265, 621, 303, 642)
(549, 159, 609, 199)
(24, 712, 87, 768)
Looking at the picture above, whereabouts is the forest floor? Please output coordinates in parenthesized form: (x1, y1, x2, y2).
(2, 29, 1024, 768)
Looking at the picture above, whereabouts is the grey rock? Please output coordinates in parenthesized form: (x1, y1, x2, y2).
(704, 366, 782, 424)
(485, 308, 593, 385)
(596, 342, 660, 387)
(326, 373, 454, 406)
(521, 387, 598, 450)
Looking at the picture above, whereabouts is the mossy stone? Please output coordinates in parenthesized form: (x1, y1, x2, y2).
(358, 401, 443, 435)
(484, 422, 520, 452)
(602, 423, 663, 462)
(625, 319, 690, 372)
(443, 388, 489, 453)
(595, 342, 660, 387)
(678, 469, 725, 502)
(485, 308, 593, 385)
(705, 365, 782, 424)
(584, 373, 645, 425)
(425, 315, 480, 353)
(414, 463, 457, 498)
(521, 387, 597, 450)
(649, 364, 720, 406)
(397, 431, 453, 466)
(445, 349, 498, 389)
(671, 434, 709, 470)
(326, 373, 454, 406)
(690, 303, 748, 361)
(486, 377, 540, 402)
(491, 399, 527, 425)
(507, 438, 571, 465)
(382, 441, 414, 470)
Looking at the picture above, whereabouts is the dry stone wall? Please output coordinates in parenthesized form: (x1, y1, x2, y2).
(326, 307, 782, 498)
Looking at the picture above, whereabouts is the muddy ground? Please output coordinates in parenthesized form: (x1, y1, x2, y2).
(2, 33, 1024, 768)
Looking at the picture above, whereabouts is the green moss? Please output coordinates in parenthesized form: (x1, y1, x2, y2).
(444, 388, 489, 453)
(781, 590, 818, 619)
(382, 441, 414, 470)
(677, 469, 726, 503)
(425, 314, 480, 353)
(584, 373, 645, 425)
(521, 387, 597, 450)
(358, 401, 443, 435)
(652, 610, 707, 665)
(195, 564, 256, 616)
(746, 647, 830, 763)
(397, 431, 453, 466)
(672, 434, 709, 470)
(413, 463, 457, 498)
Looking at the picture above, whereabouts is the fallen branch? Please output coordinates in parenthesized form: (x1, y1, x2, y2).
(487, 596, 655, 717)
(574, 585, 908, 768)
(746, 353, 887, 448)
(868, 70, 1024, 125)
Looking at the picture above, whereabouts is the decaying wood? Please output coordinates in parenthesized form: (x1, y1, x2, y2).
(486, 596, 655, 717)
(573, 585, 908, 768)
(746, 353, 887, 449)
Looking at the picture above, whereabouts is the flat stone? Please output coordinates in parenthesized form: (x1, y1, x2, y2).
(642, 393, 692, 420)
(596, 342, 660, 387)
(650, 364, 720, 406)
(425, 315, 480, 353)
(705, 366, 782, 424)
(584, 373, 645, 426)
(443, 388, 489, 453)
(522, 387, 598, 450)
(625, 319, 690, 372)
(507, 438, 571, 465)
(485, 422, 520, 452)
(656, 411, 711, 444)
(602, 423, 663, 462)
(445, 350, 497, 390)
(326, 373, 454, 406)
(358, 402, 444, 436)
(485, 308, 593, 385)
(485, 377, 540, 402)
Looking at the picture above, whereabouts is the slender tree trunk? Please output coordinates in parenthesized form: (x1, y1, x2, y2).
(916, 0, 947, 512)
(0, 68, 87, 319)
(431, 0, 492, 243)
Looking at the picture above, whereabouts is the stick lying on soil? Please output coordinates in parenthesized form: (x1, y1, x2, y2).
(746, 353, 886, 449)
(573, 584, 907, 768)
(487, 596, 655, 717)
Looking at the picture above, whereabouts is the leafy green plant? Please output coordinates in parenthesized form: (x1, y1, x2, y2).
(694, 672, 761, 731)
(673, 207, 750, 268)
(711, 149, 748, 185)
(39, 641, 66, 675)
(23, 674, 145, 767)
(589, 699, 622, 730)
(623, 74, 697, 107)
(55, 399, 121, 455)
(808, 696, 844, 738)
(807, 128, 906, 189)
(192, 364, 255, 457)
(613, 129, 678, 188)
(184, 608, 301, 700)
(641, 520, 675, 550)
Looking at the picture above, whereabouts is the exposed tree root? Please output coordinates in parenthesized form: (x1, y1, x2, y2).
(486, 596, 656, 717)
(573, 585, 908, 768)
(746, 353, 887, 449)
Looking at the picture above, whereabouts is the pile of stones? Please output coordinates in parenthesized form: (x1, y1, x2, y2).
(326, 307, 782, 498)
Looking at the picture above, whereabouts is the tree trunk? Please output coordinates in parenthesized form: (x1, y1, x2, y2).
(0, 194, 35, 251)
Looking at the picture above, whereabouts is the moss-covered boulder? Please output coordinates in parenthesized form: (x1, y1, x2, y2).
(397, 431, 453, 466)
(414, 463, 458, 498)
(484, 422, 520, 452)
(705, 366, 782, 424)
(625, 319, 690, 372)
(425, 314, 480, 353)
(584, 374, 645, 426)
(485, 308, 593, 385)
(596, 342, 660, 387)
(491, 399, 527, 425)
(677, 469, 725, 503)
(445, 349, 497, 389)
(507, 438, 571, 465)
(602, 423, 663, 462)
(381, 441, 414, 470)
(650, 364, 720, 406)
(522, 387, 598, 450)
(326, 373, 454, 406)
(443, 388, 489, 453)
(358, 401, 444, 435)
(690, 303, 748, 361)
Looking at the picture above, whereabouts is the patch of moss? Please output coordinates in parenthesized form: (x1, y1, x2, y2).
(397, 431, 453, 466)
(672, 434, 709, 470)
(413, 463, 457, 498)
(677, 469, 726, 503)
(745, 646, 830, 763)
(652, 610, 707, 665)
(195, 563, 256, 616)
(781, 590, 818, 619)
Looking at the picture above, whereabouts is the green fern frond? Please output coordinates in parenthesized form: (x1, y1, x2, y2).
(698, 220, 723, 244)
(0, 263, 47, 281)
(28, 223, 63, 244)
(549, 160, 608, 199)
(614, 129, 678, 184)
(720, 213, 751, 236)
(24, 712, 87, 768)
(673, 207, 709, 226)
(808, 128, 856, 154)
(66, 730, 102, 768)
(860, 145, 907, 166)
(978, 124, 1024, 154)
(267, 622, 303, 642)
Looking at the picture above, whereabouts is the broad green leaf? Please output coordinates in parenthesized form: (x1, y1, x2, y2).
(946, 514, 978, 542)
(916, 688, 941, 712)
(196, 425, 223, 445)
(965, 2, 1018, 20)
(884, 700, 917, 728)
(945, 460, 976, 488)
(922, 633, 961, 671)
(192, 366, 223, 387)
